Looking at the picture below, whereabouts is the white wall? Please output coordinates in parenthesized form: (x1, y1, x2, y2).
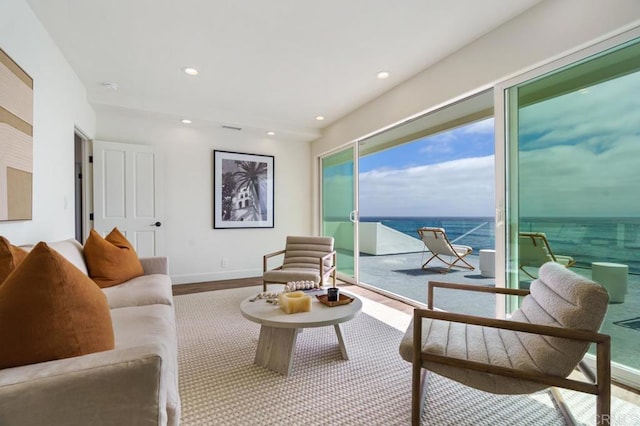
(95, 107, 312, 284)
(310, 0, 640, 229)
(0, 0, 96, 244)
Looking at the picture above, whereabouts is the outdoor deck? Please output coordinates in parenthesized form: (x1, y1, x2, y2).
(358, 251, 640, 372)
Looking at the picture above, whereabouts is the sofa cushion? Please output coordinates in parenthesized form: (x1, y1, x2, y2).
(0, 242, 115, 369)
(111, 304, 180, 426)
(102, 274, 174, 308)
(0, 237, 28, 283)
(47, 239, 89, 275)
(84, 228, 144, 288)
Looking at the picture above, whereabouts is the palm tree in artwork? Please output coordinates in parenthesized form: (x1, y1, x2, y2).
(221, 172, 236, 220)
(233, 161, 267, 220)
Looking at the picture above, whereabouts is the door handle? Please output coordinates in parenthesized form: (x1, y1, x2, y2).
(150, 221, 162, 227)
(349, 211, 358, 223)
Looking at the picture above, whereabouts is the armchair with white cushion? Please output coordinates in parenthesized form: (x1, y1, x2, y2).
(400, 262, 611, 426)
(262, 236, 336, 292)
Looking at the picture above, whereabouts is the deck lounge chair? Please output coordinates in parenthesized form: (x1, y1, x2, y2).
(519, 231, 576, 278)
(417, 227, 474, 273)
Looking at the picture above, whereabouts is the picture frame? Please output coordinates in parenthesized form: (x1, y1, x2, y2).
(1, 47, 33, 221)
(213, 150, 274, 229)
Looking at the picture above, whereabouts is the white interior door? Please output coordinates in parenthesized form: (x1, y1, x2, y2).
(92, 140, 163, 257)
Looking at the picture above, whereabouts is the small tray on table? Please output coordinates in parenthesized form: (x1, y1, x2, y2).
(316, 293, 354, 307)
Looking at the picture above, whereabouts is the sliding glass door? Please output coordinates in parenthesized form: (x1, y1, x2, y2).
(320, 90, 497, 313)
(320, 147, 357, 282)
(501, 31, 640, 387)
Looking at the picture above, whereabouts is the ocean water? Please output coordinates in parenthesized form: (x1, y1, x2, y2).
(361, 216, 640, 273)
(361, 216, 496, 250)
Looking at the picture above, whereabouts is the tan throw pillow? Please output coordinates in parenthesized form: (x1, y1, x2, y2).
(84, 228, 144, 288)
(0, 236, 28, 283)
(0, 242, 115, 369)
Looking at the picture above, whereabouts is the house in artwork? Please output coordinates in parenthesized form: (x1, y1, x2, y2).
(231, 186, 260, 221)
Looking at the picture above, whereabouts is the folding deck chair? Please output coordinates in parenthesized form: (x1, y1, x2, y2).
(519, 231, 576, 278)
(417, 227, 474, 273)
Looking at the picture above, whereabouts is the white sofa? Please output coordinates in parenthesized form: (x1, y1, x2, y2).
(0, 239, 180, 426)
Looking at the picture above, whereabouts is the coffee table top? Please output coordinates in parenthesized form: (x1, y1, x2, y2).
(240, 291, 362, 329)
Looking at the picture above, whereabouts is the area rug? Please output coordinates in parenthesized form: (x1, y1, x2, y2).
(174, 287, 637, 425)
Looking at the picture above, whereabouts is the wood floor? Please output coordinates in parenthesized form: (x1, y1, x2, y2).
(172, 277, 262, 295)
(172, 277, 640, 405)
(173, 277, 414, 313)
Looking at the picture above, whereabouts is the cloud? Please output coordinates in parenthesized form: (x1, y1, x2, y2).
(418, 139, 455, 155)
(359, 155, 495, 216)
(519, 135, 640, 217)
(520, 72, 640, 152)
(517, 70, 640, 217)
(462, 117, 494, 135)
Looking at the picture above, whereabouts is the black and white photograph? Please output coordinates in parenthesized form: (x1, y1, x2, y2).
(213, 150, 274, 228)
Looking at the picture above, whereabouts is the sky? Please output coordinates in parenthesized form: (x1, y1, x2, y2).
(358, 117, 495, 217)
(325, 64, 640, 219)
(518, 70, 640, 217)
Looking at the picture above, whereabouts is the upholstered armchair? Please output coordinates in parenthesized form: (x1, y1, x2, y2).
(400, 262, 611, 426)
(262, 236, 337, 291)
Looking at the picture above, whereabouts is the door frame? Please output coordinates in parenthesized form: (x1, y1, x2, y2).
(74, 127, 92, 243)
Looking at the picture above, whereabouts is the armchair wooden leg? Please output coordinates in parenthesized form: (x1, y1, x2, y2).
(597, 339, 611, 426)
(263, 280, 267, 292)
(412, 360, 422, 426)
(550, 388, 576, 426)
(412, 312, 424, 426)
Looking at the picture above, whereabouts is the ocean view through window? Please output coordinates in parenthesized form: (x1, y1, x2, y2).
(320, 33, 640, 386)
(506, 36, 640, 378)
(359, 216, 495, 252)
(356, 115, 496, 310)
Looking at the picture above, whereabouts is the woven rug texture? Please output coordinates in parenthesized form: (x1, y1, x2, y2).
(175, 287, 638, 425)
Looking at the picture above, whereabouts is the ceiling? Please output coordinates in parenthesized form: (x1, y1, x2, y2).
(26, 0, 543, 141)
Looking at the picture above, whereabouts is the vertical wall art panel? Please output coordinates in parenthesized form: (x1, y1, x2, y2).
(0, 47, 33, 221)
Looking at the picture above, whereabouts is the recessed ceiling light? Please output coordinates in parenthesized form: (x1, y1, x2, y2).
(181, 119, 192, 124)
(377, 71, 390, 79)
(267, 131, 276, 136)
(182, 67, 199, 76)
(315, 116, 325, 121)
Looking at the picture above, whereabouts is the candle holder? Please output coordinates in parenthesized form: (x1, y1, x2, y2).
(327, 287, 339, 302)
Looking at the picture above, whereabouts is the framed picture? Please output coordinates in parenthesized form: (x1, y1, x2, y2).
(213, 150, 274, 229)
(1, 48, 33, 221)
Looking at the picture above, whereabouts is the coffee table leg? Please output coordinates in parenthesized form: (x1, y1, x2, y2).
(255, 325, 298, 375)
(334, 324, 349, 360)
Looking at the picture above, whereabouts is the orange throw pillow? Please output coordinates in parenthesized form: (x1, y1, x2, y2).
(84, 228, 144, 288)
(0, 236, 28, 283)
(0, 242, 114, 369)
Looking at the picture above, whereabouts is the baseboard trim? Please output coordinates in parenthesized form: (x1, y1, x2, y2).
(171, 269, 262, 285)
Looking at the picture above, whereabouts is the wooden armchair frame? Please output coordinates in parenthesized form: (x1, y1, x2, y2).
(411, 281, 611, 426)
(262, 249, 337, 291)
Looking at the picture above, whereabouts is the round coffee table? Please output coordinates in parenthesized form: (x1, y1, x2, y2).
(240, 291, 362, 375)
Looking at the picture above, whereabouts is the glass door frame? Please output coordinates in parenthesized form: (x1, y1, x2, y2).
(319, 144, 359, 285)
(495, 25, 640, 389)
